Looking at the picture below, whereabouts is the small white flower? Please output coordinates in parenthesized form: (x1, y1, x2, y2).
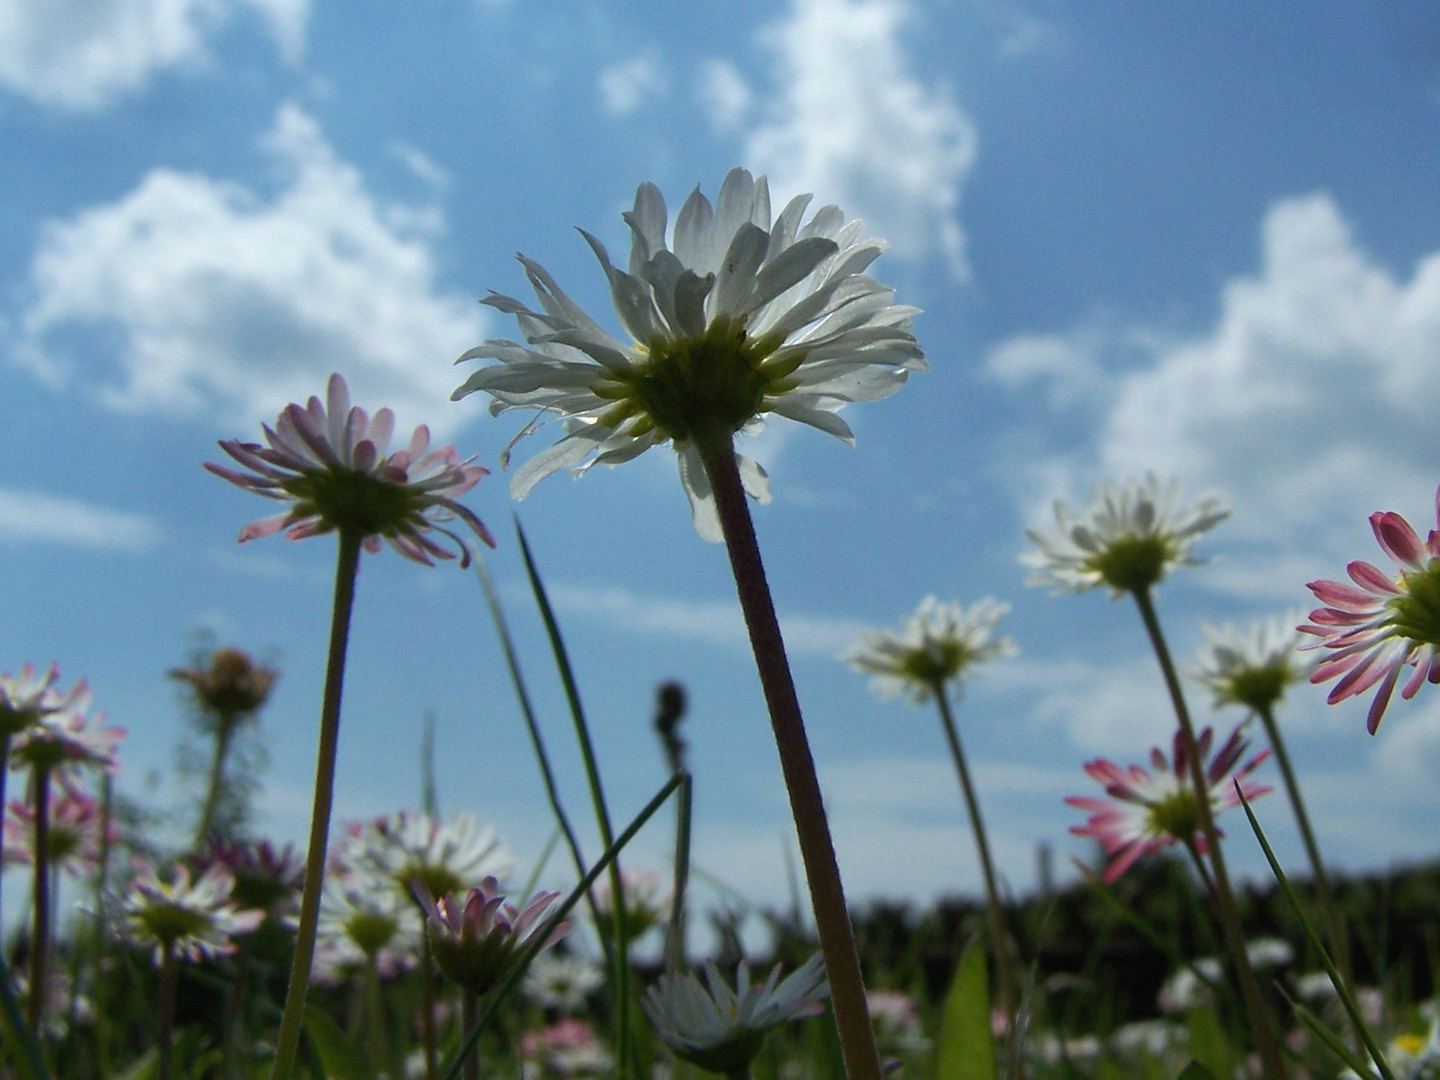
(454, 168, 926, 540)
(1023, 474, 1228, 595)
(845, 595, 1015, 704)
(115, 857, 264, 964)
(523, 951, 606, 1013)
(1195, 617, 1309, 713)
(1157, 957, 1221, 1014)
(339, 809, 514, 900)
(642, 953, 829, 1073)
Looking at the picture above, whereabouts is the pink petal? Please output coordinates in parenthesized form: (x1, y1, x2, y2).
(1372, 510, 1425, 569)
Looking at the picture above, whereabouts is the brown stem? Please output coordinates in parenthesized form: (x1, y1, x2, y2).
(28, 765, 52, 1033)
(269, 528, 364, 1080)
(933, 690, 1016, 1028)
(698, 441, 881, 1080)
(1132, 586, 1287, 1080)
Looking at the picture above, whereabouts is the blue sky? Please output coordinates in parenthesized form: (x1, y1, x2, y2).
(5, 1, 1440, 923)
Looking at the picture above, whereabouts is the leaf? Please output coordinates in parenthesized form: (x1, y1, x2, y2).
(303, 1005, 367, 1080)
(1184, 1008, 1233, 1080)
(1176, 1061, 1221, 1080)
(935, 942, 996, 1080)
(110, 1049, 158, 1080)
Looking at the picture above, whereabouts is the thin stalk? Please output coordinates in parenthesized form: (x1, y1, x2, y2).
(698, 441, 881, 1080)
(0, 733, 10, 929)
(1255, 702, 1351, 986)
(364, 952, 388, 1080)
(158, 939, 177, 1080)
(461, 991, 480, 1080)
(932, 689, 1016, 1028)
(420, 932, 438, 1080)
(1131, 586, 1287, 1080)
(194, 718, 235, 847)
(666, 773, 693, 975)
(269, 527, 363, 1080)
(28, 765, 51, 1033)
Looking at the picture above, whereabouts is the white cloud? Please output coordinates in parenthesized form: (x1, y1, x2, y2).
(545, 581, 867, 659)
(985, 332, 1104, 408)
(997, 193, 1440, 592)
(0, 487, 158, 551)
(717, 0, 977, 273)
(598, 52, 666, 117)
(695, 59, 751, 133)
(0, 0, 308, 111)
(13, 103, 488, 438)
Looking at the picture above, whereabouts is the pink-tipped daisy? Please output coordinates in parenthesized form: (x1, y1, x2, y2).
(1067, 723, 1272, 883)
(10, 682, 124, 776)
(207, 373, 495, 566)
(1301, 484, 1440, 734)
(413, 876, 569, 997)
(116, 857, 265, 965)
(3, 778, 113, 877)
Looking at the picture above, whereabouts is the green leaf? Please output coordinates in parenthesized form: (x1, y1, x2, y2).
(1176, 1061, 1221, 1080)
(303, 1004, 367, 1080)
(935, 942, 996, 1080)
(1183, 1008, 1233, 1080)
(110, 1049, 158, 1080)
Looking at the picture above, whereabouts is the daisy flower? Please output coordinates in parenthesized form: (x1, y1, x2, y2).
(312, 869, 420, 967)
(591, 866, 671, 939)
(413, 876, 570, 996)
(1067, 723, 1272, 883)
(1023, 474, 1228, 595)
(453, 167, 926, 540)
(10, 682, 124, 775)
(1195, 616, 1309, 714)
(207, 372, 494, 565)
(642, 953, 829, 1074)
(0, 662, 77, 737)
(339, 809, 514, 900)
(115, 857, 265, 964)
(1301, 484, 1440, 734)
(845, 595, 1016, 704)
(170, 646, 278, 723)
(522, 950, 605, 1013)
(3, 778, 113, 877)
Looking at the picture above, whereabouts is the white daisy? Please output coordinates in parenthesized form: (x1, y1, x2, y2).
(453, 168, 926, 540)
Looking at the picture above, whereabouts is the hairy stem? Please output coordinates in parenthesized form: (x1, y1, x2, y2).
(699, 441, 881, 1080)
(269, 528, 363, 1080)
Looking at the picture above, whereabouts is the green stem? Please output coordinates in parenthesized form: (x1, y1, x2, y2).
(268, 528, 364, 1080)
(158, 939, 177, 1080)
(1131, 586, 1286, 1080)
(0, 733, 10, 931)
(462, 991, 480, 1080)
(28, 765, 51, 1034)
(195, 718, 236, 848)
(698, 441, 882, 1080)
(1255, 703, 1351, 986)
(421, 931, 438, 1080)
(933, 690, 1016, 1028)
(364, 952, 387, 1080)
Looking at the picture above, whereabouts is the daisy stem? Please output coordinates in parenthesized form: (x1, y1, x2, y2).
(1131, 586, 1287, 1080)
(421, 931, 438, 1080)
(269, 527, 363, 1080)
(461, 990, 480, 1080)
(0, 734, 9, 929)
(1254, 702, 1351, 990)
(699, 441, 882, 1080)
(932, 689, 1016, 1030)
(194, 716, 236, 848)
(158, 939, 178, 1080)
(28, 764, 51, 1034)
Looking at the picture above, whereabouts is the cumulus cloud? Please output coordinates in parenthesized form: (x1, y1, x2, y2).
(598, 51, 666, 117)
(996, 193, 1440, 595)
(0, 0, 308, 111)
(710, 0, 976, 274)
(695, 58, 751, 133)
(0, 487, 158, 551)
(13, 103, 488, 437)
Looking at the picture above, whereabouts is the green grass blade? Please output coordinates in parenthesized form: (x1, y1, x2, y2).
(302, 1005, 367, 1080)
(0, 951, 49, 1080)
(439, 770, 689, 1080)
(1237, 788, 1394, 1080)
(935, 941, 995, 1080)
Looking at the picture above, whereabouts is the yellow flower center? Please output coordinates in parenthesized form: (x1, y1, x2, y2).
(1147, 788, 1201, 843)
(283, 466, 423, 538)
(1387, 561, 1440, 647)
(593, 316, 797, 448)
(1089, 534, 1173, 593)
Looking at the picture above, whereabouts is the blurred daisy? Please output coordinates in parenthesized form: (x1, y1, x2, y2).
(523, 950, 605, 1013)
(1302, 484, 1440, 733)
(866, 989, 930, 1054)
(10, 683, 124, 775)
(1195, 616, 1309, 714)
(592, 866, 671, 940)
(170, 646, 278, 723)
(312, 870, 420, 968)
(642, 953, 829, 1074)
(199, 837, 304, 916)
(340, 810, 514, 900)
(4, 779, 113, 877)
(0, 662, 76, 737)
(1067, 723, 1272, 883)
(846, 595, 1015, 704)
(521, 1018, 613, 1077)
(414, 876, 569, 996)
(1023, 474, 1228, 596)
(207, 372, 494, 565)
(453, 167, 926, 540)
(116, 857, 264, 964)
